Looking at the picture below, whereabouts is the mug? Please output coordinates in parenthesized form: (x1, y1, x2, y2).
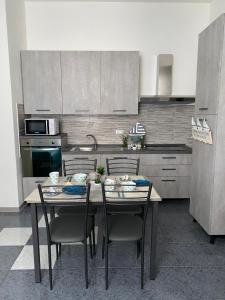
(49, 171, 59, 185)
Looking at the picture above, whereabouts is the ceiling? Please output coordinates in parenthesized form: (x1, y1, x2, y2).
(25, 0, 212, 3)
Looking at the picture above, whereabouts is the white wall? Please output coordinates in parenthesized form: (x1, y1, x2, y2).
(210, 0, 225, 21)
(25, 1, 210, 96)
(0, 0, 26, 210)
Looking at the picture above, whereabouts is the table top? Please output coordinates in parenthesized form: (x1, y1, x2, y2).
(25, 176, 161, 204)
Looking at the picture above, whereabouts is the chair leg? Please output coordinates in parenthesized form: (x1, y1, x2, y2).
(48, 244, 53, 290)
(59, 243, 62, 257)
(56, 244, 59, 260)
(89, 235, 93, 259)
(84, 240, 88, 289)
(92, 216, 96, 256)
(105, 237, 109, 290)
(136, 240, 141, 259)
(141, 238, 145, 289)
(102, 236, 105, 259)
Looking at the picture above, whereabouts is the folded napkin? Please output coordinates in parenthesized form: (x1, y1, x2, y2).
(132, 179, 152, 186)
(62, 185, 86, 195)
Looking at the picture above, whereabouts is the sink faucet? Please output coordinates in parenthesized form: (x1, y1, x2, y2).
(86, 134, 98, 150)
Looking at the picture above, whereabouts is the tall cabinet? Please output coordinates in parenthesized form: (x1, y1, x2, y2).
(190, 14, 225, 238)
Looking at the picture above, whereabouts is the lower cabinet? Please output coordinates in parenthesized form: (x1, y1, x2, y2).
(23, 177, 46, 199)
(149, 176, 190, 199)
(139, 154, 192, 199)
(62, 152, 192, 199)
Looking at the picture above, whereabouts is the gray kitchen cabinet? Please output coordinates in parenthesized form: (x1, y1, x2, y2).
(100, 51, 139, 115)
(190, 14, 225, 237)
(23, 177, 46, 199)
(61, 51, 101, 114)
(139, 153, 192, 199)
(151, 176, 190, 199)
(140, 164, 191, 177)
(195, 15, 224, 115)
(21, 51, 62, 114)
(140, 153, 192, 166)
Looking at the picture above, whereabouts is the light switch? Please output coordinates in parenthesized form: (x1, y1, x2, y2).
(116, 129, 124, 135)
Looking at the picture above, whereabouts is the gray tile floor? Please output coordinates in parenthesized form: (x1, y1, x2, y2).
(0, 200, 225, 299)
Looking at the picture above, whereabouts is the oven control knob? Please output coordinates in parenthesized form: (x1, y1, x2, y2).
(26, 142, 29, 145)
(52, 142, 55, 145)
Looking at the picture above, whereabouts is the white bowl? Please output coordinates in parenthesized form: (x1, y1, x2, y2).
(105, 178, 115, 191)
(121, 181, 136, 192)
(72, 173, 87, 183)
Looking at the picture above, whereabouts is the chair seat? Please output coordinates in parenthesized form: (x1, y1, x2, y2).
(57, 205, 97, 216)
(50, 215, 92, 243)
(102, 215, 143, 241)
(107, 204, 142, 215)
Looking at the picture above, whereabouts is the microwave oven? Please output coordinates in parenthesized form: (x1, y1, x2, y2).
(24, 118, 59, 135)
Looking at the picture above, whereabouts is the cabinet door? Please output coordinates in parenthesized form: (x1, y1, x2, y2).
(151, 176, 190, 199)
(100, 51, 139, 115)
(195, 16, 224, 115)
(190, 115, 217, 234)
(21, 51, 62, 114)
(23, 177, 46, 199)
(61, 51, 101, 114)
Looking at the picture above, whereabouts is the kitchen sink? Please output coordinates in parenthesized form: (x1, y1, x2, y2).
(79, 147, 93, 152)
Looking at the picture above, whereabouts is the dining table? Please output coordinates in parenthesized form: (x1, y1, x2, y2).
(25, 175, 162, 283)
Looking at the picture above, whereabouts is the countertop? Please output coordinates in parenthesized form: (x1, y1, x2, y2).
(62, 144, 192, 155)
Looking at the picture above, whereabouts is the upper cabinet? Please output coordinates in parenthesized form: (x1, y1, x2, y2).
(195, 16, 224, 115)
(21, 51, 63, 114)
(100, 51, 139, 115)
(21, 51, 139, 115)
(61, 51, 101, 114)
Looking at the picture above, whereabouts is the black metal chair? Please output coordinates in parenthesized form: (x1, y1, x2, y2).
(38, 183, 92, 290)
(101, 181, 152, 289)
(106, 157, 142, 215)
(58, 157, 97, 254)
(63, 157, 97, 176)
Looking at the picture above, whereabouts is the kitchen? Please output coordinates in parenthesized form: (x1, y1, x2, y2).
(1, 0, 225, 298)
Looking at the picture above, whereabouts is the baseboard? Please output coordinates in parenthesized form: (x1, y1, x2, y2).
(0, 201, 27, 212)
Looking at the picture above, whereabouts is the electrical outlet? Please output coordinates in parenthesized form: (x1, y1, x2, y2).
(116, 129, 124, 135)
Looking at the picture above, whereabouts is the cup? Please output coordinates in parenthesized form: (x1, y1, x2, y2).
(49, 171, 59, 185)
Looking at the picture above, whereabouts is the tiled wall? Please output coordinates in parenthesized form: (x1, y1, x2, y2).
(59, 102, 194, 146)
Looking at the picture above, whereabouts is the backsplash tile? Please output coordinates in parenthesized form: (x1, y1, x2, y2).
(59, 103, 194, 146)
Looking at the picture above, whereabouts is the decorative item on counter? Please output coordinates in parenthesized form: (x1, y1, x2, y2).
(129, 122, 146, 135)
(122, 134, 129, 148)
(140, 136, 145, 149)
(192, 117, 213, 144)
(128, 122, 146, 150)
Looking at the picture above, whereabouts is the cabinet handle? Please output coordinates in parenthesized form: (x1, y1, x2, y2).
(75, 109, 89, 112)
(35, 181, 44, 184)
(162, 157, 176, 159)
(113, 109, 127, 112)
(162, 168, 176, 171)
(161, 179, 176, 182)
(199, 108, 208, 111)
(35, 109, 51, 112)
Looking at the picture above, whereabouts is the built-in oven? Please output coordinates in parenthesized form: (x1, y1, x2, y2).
(20, 137, 62, 177)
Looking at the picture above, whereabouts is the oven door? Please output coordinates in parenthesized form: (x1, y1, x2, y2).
(25, 120, 48, 135)
(21, 146, 62, 177)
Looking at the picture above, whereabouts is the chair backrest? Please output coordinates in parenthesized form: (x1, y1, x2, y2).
(38, 183, 91, 243)
(63, 157, 97, 176)
(101, 181, 152, 239)
(106, 157, 140, 176)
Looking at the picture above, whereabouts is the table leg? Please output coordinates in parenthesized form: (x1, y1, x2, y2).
(31, 204, 41, 283)
(150, 202, 158, 280)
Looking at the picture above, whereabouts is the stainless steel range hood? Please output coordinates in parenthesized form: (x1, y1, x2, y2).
(156, 54, 173, 97)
